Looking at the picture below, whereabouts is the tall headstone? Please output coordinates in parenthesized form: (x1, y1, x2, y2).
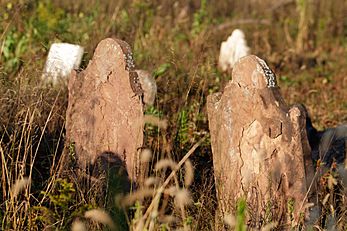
(65, 38, 144, 182)
(207, 55, 314, 228)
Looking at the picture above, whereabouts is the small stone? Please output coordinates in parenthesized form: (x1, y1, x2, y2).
(42, 43, 84, 85)
(135, 70, 157, 106)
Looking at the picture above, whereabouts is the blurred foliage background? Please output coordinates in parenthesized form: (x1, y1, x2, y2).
(0, 0, 346, 230)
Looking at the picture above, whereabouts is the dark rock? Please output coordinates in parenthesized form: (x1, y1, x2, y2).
(300, 104, 347, 167)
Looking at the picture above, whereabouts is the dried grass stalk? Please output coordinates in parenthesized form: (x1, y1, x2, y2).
(184, 159, 194, 187)
(322, 194, 330, 206)
(158, 215, 178, 224)
(261, 222, 278, 231)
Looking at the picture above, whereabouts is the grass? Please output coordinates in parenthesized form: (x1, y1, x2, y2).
(1, 0, 347, 230)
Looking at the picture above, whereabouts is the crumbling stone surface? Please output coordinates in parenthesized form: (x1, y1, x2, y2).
(207, 55, 314, 227)
(65, 38, 144, 181)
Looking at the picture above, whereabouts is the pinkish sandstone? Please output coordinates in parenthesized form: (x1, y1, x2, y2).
(207, 55, 315, 228)
(65, 38, 144, 181)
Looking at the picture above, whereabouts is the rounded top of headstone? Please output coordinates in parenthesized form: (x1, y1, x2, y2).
(94, 38, 135, 72)
(232, 55, 277, 89)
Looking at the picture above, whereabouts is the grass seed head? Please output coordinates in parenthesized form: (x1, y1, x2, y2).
(164, 186, 177, 196)
(140, 148, 152, 163)
(184, 159, 194, 187)
(121, 188, 155, 207)
(155, 159, 177, 171)
(144, 115, 168, 130)
(11, 177, 30, 197)
(144, 177, 161, 187)
(71, 220, 87, 231)
(223, 213, 235, 228)
(175, 188, 192, 207)
(84, 209, 115, 229)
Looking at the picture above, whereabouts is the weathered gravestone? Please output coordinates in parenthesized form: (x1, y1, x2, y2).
(207, 55, 315, 228)
(65, 38, 144, 182)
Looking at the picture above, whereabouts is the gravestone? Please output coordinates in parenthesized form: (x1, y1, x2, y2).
(218, 29, 250, 71)
(207, 55, 314, 228)
(135, 69, 157, 106)
(65, 38, 144, 182)
(42, 43, 84, 85)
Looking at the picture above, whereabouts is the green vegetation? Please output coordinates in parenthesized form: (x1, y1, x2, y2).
(1, 0, 346, 230)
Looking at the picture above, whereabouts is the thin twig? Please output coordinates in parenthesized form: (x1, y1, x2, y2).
(141, 137, 205, 222)
(29, 90, 61, 204)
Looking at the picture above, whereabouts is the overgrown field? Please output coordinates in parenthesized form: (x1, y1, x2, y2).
(1, 0, 346, 230)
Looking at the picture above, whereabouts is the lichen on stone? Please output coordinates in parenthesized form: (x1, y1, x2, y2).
(256, 57, 277, 88)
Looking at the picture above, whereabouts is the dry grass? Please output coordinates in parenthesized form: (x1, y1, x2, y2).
(0, 0, 346, 230)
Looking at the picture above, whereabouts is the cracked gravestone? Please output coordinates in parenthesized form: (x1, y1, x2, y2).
(207, 55, 314, 229)
(65, 38, 144, 182)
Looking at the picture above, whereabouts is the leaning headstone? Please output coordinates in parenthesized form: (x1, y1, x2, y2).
(65, 38, 144, 182)
(42, 43, 84, 85)
(207, 55, 314, 228)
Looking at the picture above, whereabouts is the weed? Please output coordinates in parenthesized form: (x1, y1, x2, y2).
(235, 199, 247, 231)
(191, 0, 208, 36)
